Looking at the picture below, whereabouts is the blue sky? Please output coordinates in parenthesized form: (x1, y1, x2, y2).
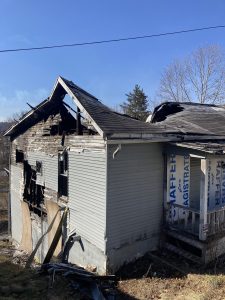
(0, 0, 224, 120)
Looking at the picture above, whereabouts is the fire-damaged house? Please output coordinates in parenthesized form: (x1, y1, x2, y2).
(5, 76, 225, 273)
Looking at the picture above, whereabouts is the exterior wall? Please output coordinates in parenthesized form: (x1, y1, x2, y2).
(106, 143, 164, 272)
(10, 164, 23, 243)
(68, 236, 107, 275)
(67, 149, 107, 273)
(31, 213, 49, 262)
(26, 151, 58, 191)
(190, 157, 201, 210)
(10, 113, 61, 256)
(11, 112, 65, 161)
(9, 110, 166, 273)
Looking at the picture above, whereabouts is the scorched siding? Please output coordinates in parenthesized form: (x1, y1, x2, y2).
(27, 151, 58, 191)
(106, 143, 164, 250)
(68, 150, 106, 252)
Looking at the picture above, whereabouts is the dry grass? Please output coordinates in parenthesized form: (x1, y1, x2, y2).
(0, 241, 81, 299)
(0, 175, 8, 188)
(118, 274, 225, 299)
(0, 193, 8, 210)
(2, 240, 225, 299)
(0, 177, 8, 211)
(115, 250, 225, 299)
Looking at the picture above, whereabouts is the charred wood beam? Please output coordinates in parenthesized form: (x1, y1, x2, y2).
(76, 107, 82, 135)
(62, 101, 84, 119)
(26, 102, 35, 110)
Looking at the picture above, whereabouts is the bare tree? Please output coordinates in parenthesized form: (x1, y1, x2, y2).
(0, 110, 27, 169)
(158, 45, 225, 104)
(5, 110, 27, 124)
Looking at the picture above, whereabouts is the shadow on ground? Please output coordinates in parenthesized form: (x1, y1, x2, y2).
(0, 240, 138, 300)
(0, 260, 139, 300)
(116, 248, 225, 282)
(0, 260, 50, 299)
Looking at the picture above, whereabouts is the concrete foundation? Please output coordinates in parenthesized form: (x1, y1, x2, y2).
(205, 235, 225, 263)
(67, 235, 107, 275)
(106, 236, 158, 273)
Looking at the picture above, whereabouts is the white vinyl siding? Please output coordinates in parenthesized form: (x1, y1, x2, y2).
(68, 150, 106, 252)
(27, 151, 58, 190)
(106, 143, 164, 250)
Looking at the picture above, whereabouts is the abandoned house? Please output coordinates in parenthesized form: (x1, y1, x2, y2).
(5, 76, 225, 273)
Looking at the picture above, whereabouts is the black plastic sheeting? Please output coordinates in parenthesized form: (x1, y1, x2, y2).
(41, 263, 117, 300)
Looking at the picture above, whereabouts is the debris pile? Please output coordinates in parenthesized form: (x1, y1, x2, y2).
(12, 249, 31, 267)
(41, 262, 117, 300)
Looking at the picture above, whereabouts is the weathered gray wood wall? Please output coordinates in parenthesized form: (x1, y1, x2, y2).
(11, 112, 65, 161)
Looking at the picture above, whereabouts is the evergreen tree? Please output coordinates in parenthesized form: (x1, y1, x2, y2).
(120, 85, 149, 121)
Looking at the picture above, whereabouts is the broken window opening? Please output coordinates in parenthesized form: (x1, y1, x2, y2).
(23, 160, 45, 217)
(58, 151, 68, 197)
(36, 161, 43, 175)
(16, 149, 24, 163)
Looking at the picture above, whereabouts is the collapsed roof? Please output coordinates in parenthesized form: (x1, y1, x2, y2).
(150, 102, 225, 136)
(170, 141, 225, 155)
(4, 77, 225, 141)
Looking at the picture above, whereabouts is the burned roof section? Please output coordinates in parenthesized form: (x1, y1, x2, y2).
(170, 141, 225, 154)
(150, 102, 225, 136)
(5, 78, 225, 141)
(60, 77, 180, 138)
(5, 77, 181, 139)
(151, 102, 184, 123)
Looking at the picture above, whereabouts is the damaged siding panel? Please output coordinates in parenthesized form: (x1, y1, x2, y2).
(68, 135, 105, 150)
(27, 151, 58, 191)
(44, 156, 58, 191)
(68, 151, 106, 252)
(31, 215, 49, 262)
(106, 143, 164, 250)
(10, 165, 23, 243)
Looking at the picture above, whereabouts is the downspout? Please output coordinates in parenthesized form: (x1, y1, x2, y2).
(113, 144, 121, 159)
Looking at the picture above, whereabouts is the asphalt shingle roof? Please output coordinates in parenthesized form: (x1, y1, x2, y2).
(4, 77, 225, 141)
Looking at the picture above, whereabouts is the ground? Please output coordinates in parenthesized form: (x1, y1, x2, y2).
(118, 275, 225, 300)
(1, 240, 225, 299)
(0, 240, 84, 299)
(116, 250, 225, 300)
